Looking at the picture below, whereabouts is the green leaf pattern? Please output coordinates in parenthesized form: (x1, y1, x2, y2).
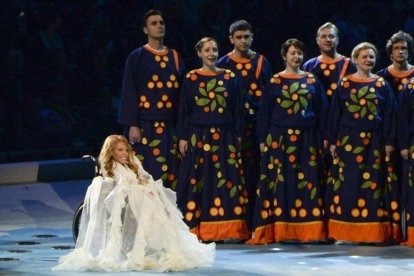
(277, 80, 310, 114)
(344, 83, 379, 119)
(195, 76, 228, 112)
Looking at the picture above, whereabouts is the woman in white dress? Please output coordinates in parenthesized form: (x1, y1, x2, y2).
(53, 135, 215, 272)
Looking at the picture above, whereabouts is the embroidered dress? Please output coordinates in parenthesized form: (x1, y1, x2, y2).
(303, 55, 356, 102)
(217, 52, 272, 228)
(326, 75, 396, 243)
(398, 77, 414, 245)
(376, 66, 414, 242)
(247, 72, 327, 244)
(177, 69, 249, 241)
(118, 45, 185, 190)
(53, 157, 215, 272)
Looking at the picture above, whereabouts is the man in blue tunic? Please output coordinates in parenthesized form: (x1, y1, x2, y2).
(217, 20, 272, 229)
(118, 10, 185, 190)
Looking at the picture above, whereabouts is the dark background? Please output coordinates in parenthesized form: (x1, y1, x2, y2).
(2, 0, 414, 164)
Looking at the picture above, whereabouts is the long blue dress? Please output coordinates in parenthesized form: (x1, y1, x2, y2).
(326, 75, 396, 243)
(397, 77, 414, 246)
(376, 66, 414, 242)
(176, 69, 249, 241)
(248, 72, 328, 244)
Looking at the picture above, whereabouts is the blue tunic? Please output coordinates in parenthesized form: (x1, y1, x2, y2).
(377, 66, 414, 97)
(397, 77, 414, 245)
(118, 45, 185, 189)
(303, 55, 356, 102)
(217, 52, 272, 228)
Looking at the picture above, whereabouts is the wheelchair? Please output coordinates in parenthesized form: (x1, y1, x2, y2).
(72, 155, 101, 242)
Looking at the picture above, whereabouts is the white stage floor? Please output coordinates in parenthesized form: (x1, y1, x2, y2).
(2, 180, 414, 275)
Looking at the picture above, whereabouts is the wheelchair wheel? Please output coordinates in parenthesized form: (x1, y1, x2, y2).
(72, 201, 84, 243)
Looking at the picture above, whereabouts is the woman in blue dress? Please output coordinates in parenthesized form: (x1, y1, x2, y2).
(176, 37, 249, 241)
(248, 39, 328, 244)
(327, 42, 396, 243)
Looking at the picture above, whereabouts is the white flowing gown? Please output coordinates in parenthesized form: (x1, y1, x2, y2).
(53, 157, 215, 272)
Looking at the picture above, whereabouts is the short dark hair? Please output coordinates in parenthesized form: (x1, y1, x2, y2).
(229, 20, 252, 36)
(195, 37, 218, 52)
(386, 31, 414, 61)
(281, 38, 305, 57)
(142, 9, 162, 27)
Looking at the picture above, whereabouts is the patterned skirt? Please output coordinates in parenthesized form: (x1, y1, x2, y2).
(177, 125, 249, 241)
(131, 119, 180, 190)
(401, 139, 414, 246)
(326, 127, 394, 243)
(247, 126, 326, 244)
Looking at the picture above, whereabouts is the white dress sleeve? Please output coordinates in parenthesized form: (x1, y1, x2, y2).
(132, 155, 154, 181)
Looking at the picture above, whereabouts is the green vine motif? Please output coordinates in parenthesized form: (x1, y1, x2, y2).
(308, 146, 318, 167)
(327, 136, 349, 191)
(195, 78, 227, 112)
(345, 85, 378, 119)
(276, 81, 309, 114)
(260, 134, 285, 193)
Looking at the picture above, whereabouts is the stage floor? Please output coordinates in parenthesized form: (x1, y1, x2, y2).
(1, 180, 414, 275)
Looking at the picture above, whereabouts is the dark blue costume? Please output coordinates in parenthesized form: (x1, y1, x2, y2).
(217, 52, 272, 228)
(177, 69, 249, 241)
(118, 45, 185, 190)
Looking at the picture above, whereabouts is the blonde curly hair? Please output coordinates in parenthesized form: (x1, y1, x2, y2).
(98, 135, 139, 178)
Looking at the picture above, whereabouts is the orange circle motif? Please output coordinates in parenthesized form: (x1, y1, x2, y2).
(214, 197, 221, 207)
(275, 207, 282, 216)
(218, 207, 224, 216)
(351, 208, 360, 217)
(210, 207, 218, 216)
(234, 206, 242, 215)
(185, 212, 193, 221)
(312, 208, 321, 217)
(187, 201, 196, 210)
(299, 208, 307, 218)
